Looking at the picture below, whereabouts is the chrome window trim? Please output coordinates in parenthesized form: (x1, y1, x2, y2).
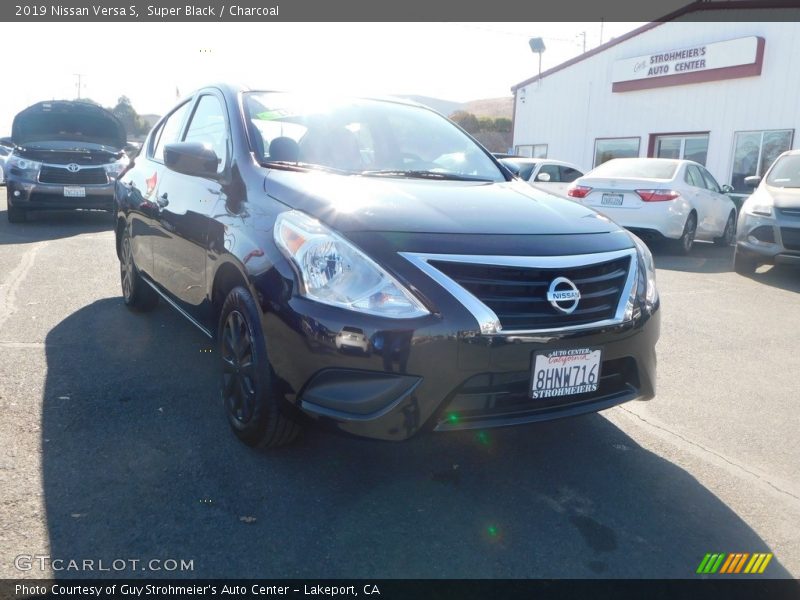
(400, 248, 638, 335)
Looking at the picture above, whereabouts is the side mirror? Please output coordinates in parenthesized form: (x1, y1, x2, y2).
(536, 171, 551, 182)
(721, 184, 734, 194)
(164, 142, 219, 178)
(744, 175, 761, 189)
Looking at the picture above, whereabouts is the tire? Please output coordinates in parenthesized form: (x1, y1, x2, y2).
(119, 226, 159, 311)
(714, 212, 736, 246)
(218, 286, 302, 448)
(671, 212, 697, 255)
(733, 249, 758, 276)
(7, 205, 26, 223)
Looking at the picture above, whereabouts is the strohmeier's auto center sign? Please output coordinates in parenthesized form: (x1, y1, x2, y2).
(611, 36, 764, 92)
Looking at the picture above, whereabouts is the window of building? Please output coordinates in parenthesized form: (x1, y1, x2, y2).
(653, 133, 709, 165)
(594, 137, 640, 167)
(730, 129, 793, 193)
(515, 145, 533, 157)
(532, 144, 548, 158)
(514, 144, 546, 158)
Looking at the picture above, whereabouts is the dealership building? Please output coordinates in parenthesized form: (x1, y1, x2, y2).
(511, 3, 800, 199)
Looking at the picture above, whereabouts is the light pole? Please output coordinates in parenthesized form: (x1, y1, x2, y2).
(528, 37, 546, 87)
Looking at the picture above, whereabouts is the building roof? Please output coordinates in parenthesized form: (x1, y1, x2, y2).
(510, 0, 799, 92)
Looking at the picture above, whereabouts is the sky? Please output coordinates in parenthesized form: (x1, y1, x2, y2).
(0, 21, 642, 135)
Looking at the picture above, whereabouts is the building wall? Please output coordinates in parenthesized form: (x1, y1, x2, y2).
(512, 14, 800, 188)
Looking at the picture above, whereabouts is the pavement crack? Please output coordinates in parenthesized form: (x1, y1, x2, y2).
(0, 242, 43, 331)
(618, 406, 800, 503)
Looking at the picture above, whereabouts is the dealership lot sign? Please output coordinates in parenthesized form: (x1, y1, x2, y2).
(612, 36, 764, 92)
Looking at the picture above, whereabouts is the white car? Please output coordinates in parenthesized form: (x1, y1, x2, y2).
(500, 157, 584, 199)
(568, 158, 737, 253)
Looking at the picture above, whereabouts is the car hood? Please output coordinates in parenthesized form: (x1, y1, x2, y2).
(12, 101, 126, 149)
(264, 170, 619, 235)
(763, 185, 800, 208)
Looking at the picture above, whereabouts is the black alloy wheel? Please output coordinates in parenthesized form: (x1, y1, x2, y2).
(120, 227, 158, 311)
(218, 286, 301, 448)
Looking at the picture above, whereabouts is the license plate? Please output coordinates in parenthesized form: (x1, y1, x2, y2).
(64, 186, 86, 197)
(601, 193, 623, 206)
(531, 347, 602, 399)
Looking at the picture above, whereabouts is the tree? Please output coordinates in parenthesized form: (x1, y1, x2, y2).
(109, 95, 150, 137)
(494, 118, 512, 133)
(449, 110, 480, 135)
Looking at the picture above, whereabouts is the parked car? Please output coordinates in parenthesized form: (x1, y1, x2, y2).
(500, 157, 584, 199)
(0, 143, 12, 185)
(115, 84, 660, 448)
(734, 149, 800, 274)
(5, 100, 129, 223)
(568, 158, 737, 254)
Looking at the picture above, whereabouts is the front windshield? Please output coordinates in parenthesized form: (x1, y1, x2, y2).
(766, 154, 800, 188)
(244, 92, 506, 182)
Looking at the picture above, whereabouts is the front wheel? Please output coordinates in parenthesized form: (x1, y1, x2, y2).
(714, 212, 736, 246)
(218, 286, 302, 448)
(120, 227, 159, 311)
(671, 213, 697, 255)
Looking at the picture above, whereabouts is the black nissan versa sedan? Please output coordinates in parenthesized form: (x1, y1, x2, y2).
(114, 84, 660, 448)
(6, 100, 129, 222)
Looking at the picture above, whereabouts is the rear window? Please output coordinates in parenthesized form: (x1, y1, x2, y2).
(766, 154, 800, 188)
(590, 159, 678, 180)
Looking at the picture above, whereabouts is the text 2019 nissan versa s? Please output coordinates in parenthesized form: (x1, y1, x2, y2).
(114, 84, 660, 448)
(6, 100, 129, 223)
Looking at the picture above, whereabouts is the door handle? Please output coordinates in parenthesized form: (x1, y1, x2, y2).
(157, 193, 169, 208)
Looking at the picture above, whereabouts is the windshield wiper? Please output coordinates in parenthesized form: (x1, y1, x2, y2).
(360, 169, 493, 182)
(260, 160, 349, 175)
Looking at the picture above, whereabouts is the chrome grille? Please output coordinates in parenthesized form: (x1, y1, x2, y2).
(402, 249, 637, 334)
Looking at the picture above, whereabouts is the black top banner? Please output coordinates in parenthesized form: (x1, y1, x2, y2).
(2, 0, 800, 22)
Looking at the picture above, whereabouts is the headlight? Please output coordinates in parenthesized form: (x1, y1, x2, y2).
(104, 158, 129, 179)
(743, 193, 774, 217)
(8, 155, 42, 172)
(274, 211, 430, 318)
(630, 233, 658, 315)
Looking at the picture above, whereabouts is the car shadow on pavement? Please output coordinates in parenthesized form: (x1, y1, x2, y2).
(0, 208, 112, 245)
(742, 265, 800, 293)
(648, 241, 736, 274)
(36, 298, 792, 579)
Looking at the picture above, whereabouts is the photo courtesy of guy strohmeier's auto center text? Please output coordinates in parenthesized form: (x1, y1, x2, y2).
(0, 1, 798, 599)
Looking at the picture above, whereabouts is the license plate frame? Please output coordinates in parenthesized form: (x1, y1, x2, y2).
(63, 186, 86, 198)
(601, 193, 623, 206)
(530, 347, 602, 399)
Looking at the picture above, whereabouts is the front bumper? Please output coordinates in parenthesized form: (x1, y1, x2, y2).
(262, 296, 660, 441)
(6, 177, 114, 211)
(735, 209, 800, 266)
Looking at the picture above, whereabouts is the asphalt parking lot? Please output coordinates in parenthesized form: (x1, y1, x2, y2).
(0, 188, 798, 579)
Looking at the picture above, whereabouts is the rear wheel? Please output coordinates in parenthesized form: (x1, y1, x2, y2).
(671, 212, 697, 255)
(218, 286, 302, 448)
(120, 226, 159, 311)
(714, 212, 736, 246)
(733, 249, 758, 276)
(7, 205, 26, 223)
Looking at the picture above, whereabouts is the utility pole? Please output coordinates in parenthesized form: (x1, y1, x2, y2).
(74, 73, 85, 99)
(577, 31, 587, 53)
(600, 19, 605, 46)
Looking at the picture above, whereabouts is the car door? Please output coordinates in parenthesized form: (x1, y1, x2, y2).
(152, 93, 230, 321)
(683, 164, 717, 237)
(119, 100, 192, 280)
(698, 166, 729, 235)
